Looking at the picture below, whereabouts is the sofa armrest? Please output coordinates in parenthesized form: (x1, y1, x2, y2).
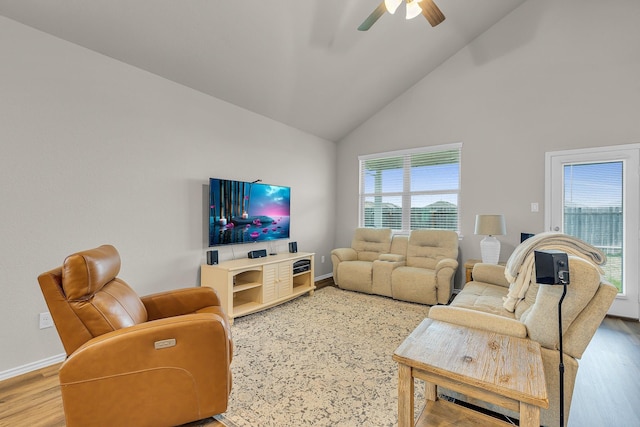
(472, 263, 510, 288)
(331, 248, 358, 285)
(331, 247, 357, 262)
(434, 258, 459, 304)
(379, 253, 405, 262)
(428, 306, 527, 338)
(372, 258, 405, 297)
(141, 287, 223, 320)
(435, 258, 458, 272)
(61, 313, 232, 379)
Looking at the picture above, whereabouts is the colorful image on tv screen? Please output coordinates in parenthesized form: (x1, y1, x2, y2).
(209, 178, 290, 246)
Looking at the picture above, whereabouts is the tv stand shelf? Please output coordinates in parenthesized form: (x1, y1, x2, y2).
(233, 282, 262, 292)
(201, 252, 315, 323)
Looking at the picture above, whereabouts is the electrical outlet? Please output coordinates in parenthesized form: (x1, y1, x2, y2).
(321, 255, 325, 263)
(39, 312, 54, 329)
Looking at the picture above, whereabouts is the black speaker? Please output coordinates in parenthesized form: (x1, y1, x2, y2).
(248, 249, 267, 259)
(206, 250, 218, 265)
(534, 250, 570, 285)
(289, 242, 298, 253)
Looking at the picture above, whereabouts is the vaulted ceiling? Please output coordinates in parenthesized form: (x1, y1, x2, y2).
(0, 0, 527, 141)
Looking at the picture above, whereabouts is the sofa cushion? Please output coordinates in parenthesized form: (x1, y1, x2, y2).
(391, 267, 437, 305)
(450, 282, 515, 319)
(351, 228, 392, 262)
(406, 229, 458, 270)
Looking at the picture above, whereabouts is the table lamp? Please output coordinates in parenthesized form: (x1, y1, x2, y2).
(474, 214, 506, 264)
(535, 249, 570, 427)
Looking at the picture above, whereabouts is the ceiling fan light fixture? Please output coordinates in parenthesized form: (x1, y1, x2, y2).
(358, 0, 444, 31)
(384, 0, 403, 14)
(406, 0, 423, 20)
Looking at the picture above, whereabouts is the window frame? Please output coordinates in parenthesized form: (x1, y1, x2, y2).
(358, 143, 462, 233)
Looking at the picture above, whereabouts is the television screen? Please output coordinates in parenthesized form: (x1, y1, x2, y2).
(209, 178, 290, 246)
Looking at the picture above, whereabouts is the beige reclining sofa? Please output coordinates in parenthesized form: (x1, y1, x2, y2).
(331, 228, 459, 305)
(429, 234, 617, 426)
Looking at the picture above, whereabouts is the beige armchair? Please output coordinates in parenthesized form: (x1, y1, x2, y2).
(429, 256, 617, 426)
(38, 245, 233, 427)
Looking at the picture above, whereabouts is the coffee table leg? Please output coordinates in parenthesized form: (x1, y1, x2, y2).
(398, 363, 414, 427)
(519, 402, 540, 427)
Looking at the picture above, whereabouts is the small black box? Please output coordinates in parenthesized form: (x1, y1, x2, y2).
(248, 249, 268, 259)
(289, 242, 298, 253)
(206, 250, 218, 265)
(293, 259, 310, 274)
(534, 250, 570, 285)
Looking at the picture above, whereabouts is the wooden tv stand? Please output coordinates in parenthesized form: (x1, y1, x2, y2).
(201, 252, 315, 323)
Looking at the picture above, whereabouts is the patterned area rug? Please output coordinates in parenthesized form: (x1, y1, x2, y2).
(217, 286, 429, 427)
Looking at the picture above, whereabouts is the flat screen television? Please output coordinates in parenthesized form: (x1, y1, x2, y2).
(209, 178, 290, 246)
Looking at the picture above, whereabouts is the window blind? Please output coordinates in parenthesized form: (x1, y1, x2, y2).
(359, 143, 461, 232)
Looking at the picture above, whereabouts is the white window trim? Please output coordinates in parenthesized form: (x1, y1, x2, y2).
(358, 142, 463, 161)
(358, 142, 462, 232)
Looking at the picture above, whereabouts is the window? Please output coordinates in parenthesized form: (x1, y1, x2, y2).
(359, 143, 461, 232)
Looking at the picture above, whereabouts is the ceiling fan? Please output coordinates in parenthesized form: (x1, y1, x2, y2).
(358, 0, 445, 31)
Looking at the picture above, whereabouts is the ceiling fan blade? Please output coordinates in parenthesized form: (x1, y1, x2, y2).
(420, 0, 446, 27)
(358, 1, 387, 31)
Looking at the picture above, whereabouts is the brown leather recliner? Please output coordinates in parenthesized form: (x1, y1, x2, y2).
(38, 245, 233, 427)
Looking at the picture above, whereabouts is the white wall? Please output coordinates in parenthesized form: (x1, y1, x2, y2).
(0, 17, 336, 375)
(336, 0, 640, 286)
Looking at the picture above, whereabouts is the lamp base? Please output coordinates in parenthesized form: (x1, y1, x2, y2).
(480, 235, 501, 264)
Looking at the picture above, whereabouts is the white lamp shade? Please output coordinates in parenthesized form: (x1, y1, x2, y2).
(406, 0, 423, 20)
(474, 214, 506, 236)
(385, 0, 403, 14)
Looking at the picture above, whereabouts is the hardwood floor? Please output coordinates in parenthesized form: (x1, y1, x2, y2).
(1, 314, 637, 427)
(567, 316, 640, 427)
(0, 362, 224, 427)
(0, 363, 65, 427)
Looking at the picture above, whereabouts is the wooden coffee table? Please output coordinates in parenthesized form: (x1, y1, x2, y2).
(393, 319, 548, 427)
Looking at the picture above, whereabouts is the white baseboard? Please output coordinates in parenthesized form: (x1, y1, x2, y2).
(0, 353, 65, 381)
(315, 272, 333, 282)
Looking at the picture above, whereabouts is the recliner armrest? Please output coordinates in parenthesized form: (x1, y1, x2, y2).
(60, 313, 232, 381)
(379, 253, 405, 262)
(59, 313, 232, 426)
(331, 248, 359, 287)
(141, 287, 223, 320)
(434, 258, 459, 304)
(428, 306, 527, 338)
(331, 247, 357, 262)
(435, 258, 458, 272)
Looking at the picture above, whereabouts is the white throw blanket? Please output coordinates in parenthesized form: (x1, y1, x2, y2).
(502, 232, 606, 312)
